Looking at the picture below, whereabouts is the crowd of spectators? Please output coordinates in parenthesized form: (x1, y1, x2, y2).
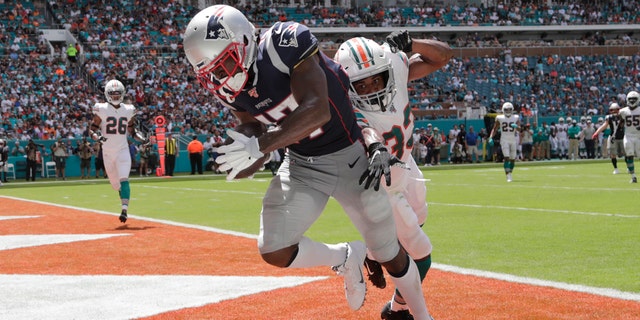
(3, 1, 640, 144)
(413, 51, 640, 120)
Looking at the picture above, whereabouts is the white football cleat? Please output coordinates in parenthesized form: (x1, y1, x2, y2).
(506, 173, 512, 182)
(613, 168, 619, 174)
(333, 241, 367, 310)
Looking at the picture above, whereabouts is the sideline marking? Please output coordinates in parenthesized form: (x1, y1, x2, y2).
(0, 234, 130, 251)
(0, 215, 40, 220)
(433, 263, 640, 302)
(0, 274, 326, 320)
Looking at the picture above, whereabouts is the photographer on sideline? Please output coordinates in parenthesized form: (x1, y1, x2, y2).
(51, 138, 68, 180)
(77, 137, 94, 179)
(25, 139, 44, 181)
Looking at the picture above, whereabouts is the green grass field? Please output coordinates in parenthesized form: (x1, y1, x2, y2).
(2, 160, 638, 294)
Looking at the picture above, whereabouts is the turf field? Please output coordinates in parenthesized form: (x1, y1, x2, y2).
(1, 160, 639, 319)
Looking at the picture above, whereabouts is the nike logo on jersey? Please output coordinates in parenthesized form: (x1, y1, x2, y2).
(348, 157, 360, 168)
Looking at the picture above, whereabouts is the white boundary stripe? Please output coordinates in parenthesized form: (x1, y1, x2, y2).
(0, 215, 41, 220)
(430, 202, 639, 218)
(433, 263, 640, 302)
(2, 196, 638, 302)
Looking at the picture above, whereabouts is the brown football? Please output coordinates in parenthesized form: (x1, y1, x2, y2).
(223, 122, 269, 179)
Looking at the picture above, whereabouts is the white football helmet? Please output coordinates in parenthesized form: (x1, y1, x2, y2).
(183, 5, 258, 103)
(558, 117, 564, 123)
(502, 102, 514, 116)
(104, 79, 125, 105)
(626, 91, 640, 109)
(334, 37, 396, 112)
(609, 102, 620, 113)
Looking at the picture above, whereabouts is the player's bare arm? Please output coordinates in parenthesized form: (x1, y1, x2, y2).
(490, 119, 500, 139)
(407, 39, 453, 81)
(593, 121, 609, 138)
(127, 115, 136, 136)
(254, 53, 331, 154)
(89, 114, 105, 141)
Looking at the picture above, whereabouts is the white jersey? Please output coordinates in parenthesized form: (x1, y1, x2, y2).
(354, 43, 414, 190)
(556, 123, 568, 140)
(352, 44, 431, 259)
(92, 102, 136, 152)
(619, 106, 640, 138)
(495, 114, 520, 143)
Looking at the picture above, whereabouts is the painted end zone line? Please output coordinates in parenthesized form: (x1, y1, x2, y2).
(3, 196, 638, 303)
(433, 263, 640, 302)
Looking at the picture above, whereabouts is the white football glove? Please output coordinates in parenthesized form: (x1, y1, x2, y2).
(216, 129, 264, 180)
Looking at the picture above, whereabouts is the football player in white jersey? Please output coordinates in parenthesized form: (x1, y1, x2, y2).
(335, 32, 452, 320)
(556, 117, 569, 159)
(489, 102, 520, 182)
(619, 91, 640, 183)
(90, 79, 142, 222)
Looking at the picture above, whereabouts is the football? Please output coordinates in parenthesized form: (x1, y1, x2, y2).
(223, 122, 269, 179)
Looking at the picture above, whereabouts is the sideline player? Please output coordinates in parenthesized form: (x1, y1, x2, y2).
(182, 5, 430, 318)
(90, 79, 145, 222)
(489, 102, 520, 182)
(334, 32, 451, 319)
(592, 102, 625, 174)
(619, 91, 640, 183)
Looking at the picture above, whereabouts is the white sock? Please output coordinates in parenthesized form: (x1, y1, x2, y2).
(287, 236, 347, 268)
(390, 297, 409, 311)
(388, 258, 431, 320)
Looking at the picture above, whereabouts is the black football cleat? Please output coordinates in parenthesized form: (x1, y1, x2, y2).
(381, 301, 414, 320)
(119, 210, 128, 223)
(364, 257, 386, 289)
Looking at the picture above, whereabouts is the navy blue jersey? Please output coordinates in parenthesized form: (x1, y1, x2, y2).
(217, 22, 362, 156)
(606, 114, 625, 139)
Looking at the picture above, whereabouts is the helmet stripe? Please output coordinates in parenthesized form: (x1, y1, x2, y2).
(346, 37, 375, 70)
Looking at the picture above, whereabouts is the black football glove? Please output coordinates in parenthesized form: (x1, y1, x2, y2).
(359, 142, 406, 191)
(386, 30, 413, 53)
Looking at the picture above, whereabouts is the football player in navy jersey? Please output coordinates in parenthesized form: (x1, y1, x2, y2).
(183, 5, 430, 318)
(592, 102, 625, 174)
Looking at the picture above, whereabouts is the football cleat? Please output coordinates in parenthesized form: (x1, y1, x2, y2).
(613, 168, 619, 175)
(364, 257, 386, 289)
(333, 241, 367, 310)
(119, 210, 128, 223)
(632, 177, 637, 183)
(506, 173, 512, 182)
(381, 301, 414, 320)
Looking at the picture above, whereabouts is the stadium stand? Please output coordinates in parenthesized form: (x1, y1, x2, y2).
(2, 0, 640, 144)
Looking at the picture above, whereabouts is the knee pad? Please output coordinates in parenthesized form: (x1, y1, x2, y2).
(390, 193, 432, 259)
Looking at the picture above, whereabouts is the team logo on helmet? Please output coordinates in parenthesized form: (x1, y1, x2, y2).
(205, 7, 230, 41)
(276, 23, 299, 48)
